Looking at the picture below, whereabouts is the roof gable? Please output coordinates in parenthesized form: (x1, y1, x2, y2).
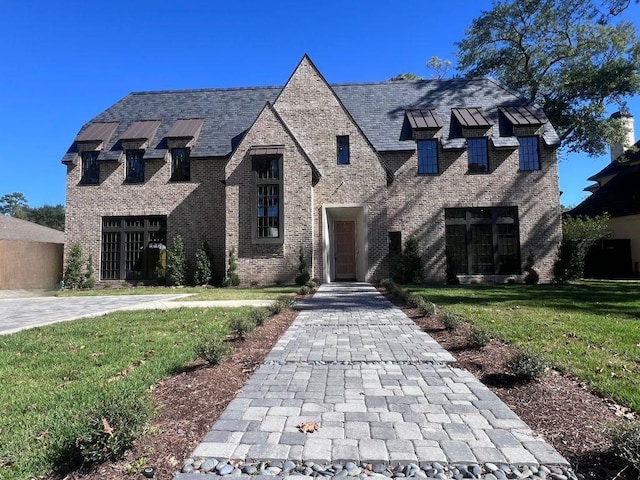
(0, 216, 65, 243)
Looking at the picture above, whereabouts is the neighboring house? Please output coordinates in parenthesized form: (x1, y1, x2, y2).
(571, 112, 640, 276)
(0, 215, 64, 290)
(62, 55, 562, 285)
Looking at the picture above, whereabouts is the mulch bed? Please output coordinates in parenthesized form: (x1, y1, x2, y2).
(48, 290, 636, 480)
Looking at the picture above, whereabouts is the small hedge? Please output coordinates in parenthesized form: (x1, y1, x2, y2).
(74, 391, 154, 465)
(440, 312, 463, 331)
(505, 351, 546, 381)
(609, 421, 640, 474)
(194, 336, 232, 365)
(229, 316, 257, 339)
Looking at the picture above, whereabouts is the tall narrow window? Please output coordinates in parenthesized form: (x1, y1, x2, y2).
(467, 137, 489, 173)
(253, 155, 283, 241)
(518, 136, 540, 171)
(337, 135, 350, 165)
(125, 150, 145, 183)
(81, 151, 99, 184)
(445, 207, 520, 275)
(171, 147, 191, 181)
(417, 139, 438, 174)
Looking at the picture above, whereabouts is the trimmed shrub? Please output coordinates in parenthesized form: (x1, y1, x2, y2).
(194, 336, 232, 365)
(469, 326, 491, 349)
(505, 351, 546, 381)
(74, 391, 153, 465)
(167, 235, 187, 286)
(193, 244, 212, 286)
(64, 244, 86, 289)
(223, 247, 240, 287)
(306, 279, 317, 289)
(83, 255, 96, 289)
(417, 299, 437, 318)
(609, 421, 640, 474)
(269, 295, 294, 315)
(395, 235, 423, 284)
(229, 316, 256, 340)
(299, 285, 310, 295)
(379, 278, 394, 290)
(295, 246, 311, 286)
(250, 308, 270, 327)
(440, 312, 463, 331)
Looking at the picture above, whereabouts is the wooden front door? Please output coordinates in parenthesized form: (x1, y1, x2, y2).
(334, 220, 356, 280)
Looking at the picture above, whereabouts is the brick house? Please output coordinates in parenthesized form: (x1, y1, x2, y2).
(62, 55, 562, 285)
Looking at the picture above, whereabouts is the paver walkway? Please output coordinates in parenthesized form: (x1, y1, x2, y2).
(177, 283, 568, 477)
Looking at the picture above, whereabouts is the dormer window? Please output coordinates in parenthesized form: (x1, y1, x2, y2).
(171, 148, 191, 181)
(125, 150, 145, 183)
(518, 136, 540, 171)
(467, 137, 489, 173)
(450, 108, 492, 138)
(81, 151, 99, 185)
(417, 139, 439, 174)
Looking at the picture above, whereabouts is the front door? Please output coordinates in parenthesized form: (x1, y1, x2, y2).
(334, 220, 356, 280)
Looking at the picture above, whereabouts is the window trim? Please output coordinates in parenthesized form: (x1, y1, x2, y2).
(466, 137, 489, 173)
(337, 135, 350, 165)
(170, 147, 191, 181)
(252, 154, 284, 244)
(80, 151, 100, 185)
(518, 136, 541, 171)
(125, 149, 145, 184)
(417, 139, 439, 175)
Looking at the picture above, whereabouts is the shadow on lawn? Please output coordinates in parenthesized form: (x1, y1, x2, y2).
(413, 281, 640, 320)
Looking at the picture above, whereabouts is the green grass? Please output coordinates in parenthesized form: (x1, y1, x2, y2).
(56, 285, 298, 300)
(0, 306, 255, 480)
(410, 280, 640, 412)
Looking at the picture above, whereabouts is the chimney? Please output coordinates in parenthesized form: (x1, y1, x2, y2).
(610, 111, 635, 162)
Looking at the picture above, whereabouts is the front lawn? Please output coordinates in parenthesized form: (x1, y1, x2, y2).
(0, 307, 255, 480)
(56, 285, 298, 300)
(410, 280, 640, 412)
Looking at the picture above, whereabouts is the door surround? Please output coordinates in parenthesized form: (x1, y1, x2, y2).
(322, 204, 367, 283)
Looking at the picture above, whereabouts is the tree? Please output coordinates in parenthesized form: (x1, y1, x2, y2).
(193, 244, 212, 285)
(15, 204, 65, 231)
(456, 0, 640, 155)
(224, 247, 240, 287)
(395, 235, 423, 284)
(295, 246, 310, 286)
(427, 56, 452, 79)
(0, 192, 28, 216)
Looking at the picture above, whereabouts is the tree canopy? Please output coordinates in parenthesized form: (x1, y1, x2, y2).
(0, 192, 65, 231)
(456, 0, 640, 155)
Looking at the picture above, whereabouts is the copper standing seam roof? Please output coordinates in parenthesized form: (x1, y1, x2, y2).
(75, 121, 119, 143)
(120, 120, 162, 140)
(451, 107, 493, 127)
(249, 145, 285, 156)
(499, 105, 546, 126)
(405, 109, 443, 129)
(166, 118, 205, 138)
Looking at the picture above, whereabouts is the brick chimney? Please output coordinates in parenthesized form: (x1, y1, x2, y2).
(610, 111, 635, 162)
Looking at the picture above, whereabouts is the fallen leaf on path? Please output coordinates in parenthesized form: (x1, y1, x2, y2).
(297, 421, 320, 433)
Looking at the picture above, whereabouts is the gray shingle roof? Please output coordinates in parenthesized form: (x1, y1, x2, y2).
(61, 77, 559, 163)
(0, 216, 65, 243)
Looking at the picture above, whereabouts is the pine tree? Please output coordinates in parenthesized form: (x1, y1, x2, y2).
(63, 244, 85, 289)
(167, 235, 187, 286)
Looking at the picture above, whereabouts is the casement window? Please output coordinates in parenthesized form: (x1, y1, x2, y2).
(125, 150, 145, 183)
(337, 135, 350, 165)
(253, 154, 283, 242)
(170, 147, 191, 181)
(467, 137, 489, 173)
(101, 216, 167, 281)
(417, 139, 439, 174)
(518, 136, 540, 171)
(81, 151, 99, 184)
(445, 207, 520, 275)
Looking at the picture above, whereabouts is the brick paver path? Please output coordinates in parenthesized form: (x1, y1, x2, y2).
(180, 283, 567, 471)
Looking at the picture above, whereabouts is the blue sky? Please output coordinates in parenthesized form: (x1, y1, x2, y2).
(1, 0, 639, 209)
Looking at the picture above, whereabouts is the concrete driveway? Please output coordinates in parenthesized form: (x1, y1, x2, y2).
(0, 294, 190, 335)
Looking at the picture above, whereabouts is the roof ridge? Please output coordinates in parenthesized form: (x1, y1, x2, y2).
(129, 85, 284, 96)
